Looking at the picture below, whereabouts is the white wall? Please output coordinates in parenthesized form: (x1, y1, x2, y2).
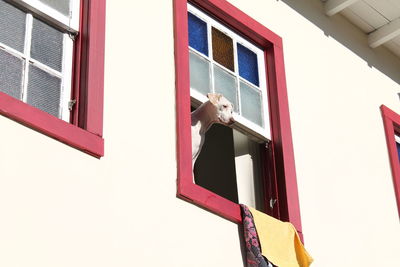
(0, 0, 399, 266)
(233, 0, 400, 266)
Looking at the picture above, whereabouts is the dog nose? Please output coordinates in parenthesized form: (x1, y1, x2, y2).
(229, 117, 236, 124)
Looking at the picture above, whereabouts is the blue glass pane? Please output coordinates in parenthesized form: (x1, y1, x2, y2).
(237, 43, 259, 86)
(396, 142, 400, 161)
(188, 12, 208, 56)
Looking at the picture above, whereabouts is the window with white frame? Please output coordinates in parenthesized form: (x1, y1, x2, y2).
(188, 3, 270, 141)
(0, 0, 80, 121)
(188, 3, 271, 209)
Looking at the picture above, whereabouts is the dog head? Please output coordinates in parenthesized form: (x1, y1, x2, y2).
(207, 93, 235, 125)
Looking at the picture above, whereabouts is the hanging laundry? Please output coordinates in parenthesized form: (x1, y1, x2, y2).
(241, 204, 275, 267)
(245, 205, 313, 267)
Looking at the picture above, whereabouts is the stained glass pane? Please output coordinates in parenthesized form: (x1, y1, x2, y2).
(240, 82, 263, 127)
(0, 0, 26, 52)
(188, 12, 208, 56)
(238, 43, 259, 86)
(27, 64, 61, 117)
(212, 27, 234, 71)
(190, 52, 211, 94)
(38, 0, 71, 16)
(0, 49, 23, 99)
(31, 18, 64, 72)
(214, 64, 238, 112)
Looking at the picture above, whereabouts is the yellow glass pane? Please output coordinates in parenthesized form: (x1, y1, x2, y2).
(212, 27, 234, 71)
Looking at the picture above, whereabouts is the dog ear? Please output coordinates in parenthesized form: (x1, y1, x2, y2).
(207, 93, 222, 105)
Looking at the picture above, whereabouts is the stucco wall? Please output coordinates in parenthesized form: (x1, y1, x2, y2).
(0, 0, 399, 266)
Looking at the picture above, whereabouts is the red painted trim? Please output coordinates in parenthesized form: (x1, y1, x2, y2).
(0, 92, 103, 157)
(174, 0, 193, 197)
(381, 105, 400, 216)
(0, 0, 106, 157)
(269, 45, 302, 233)
(80, 0, 106, 136)
(70, 0, 85, 125)
(180, 183, 242, 223)
(174, 0, 303, 236)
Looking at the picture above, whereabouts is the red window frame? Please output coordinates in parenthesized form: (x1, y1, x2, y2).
(0, 0, 106, 158)
(174, 0, 303, 238)
(380, 105, 400, 216)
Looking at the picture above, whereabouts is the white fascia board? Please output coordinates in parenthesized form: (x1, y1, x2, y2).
(368, 18, 400, 48)
(325, 0, 360, 16)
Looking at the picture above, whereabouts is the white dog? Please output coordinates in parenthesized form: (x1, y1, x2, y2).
(191, 93, 235, 168)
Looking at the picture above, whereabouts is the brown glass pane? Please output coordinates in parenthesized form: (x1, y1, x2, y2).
(212, 27, 234, 71)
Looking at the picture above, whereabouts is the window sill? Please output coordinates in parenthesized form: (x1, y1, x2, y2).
(0, 92, 104, 158)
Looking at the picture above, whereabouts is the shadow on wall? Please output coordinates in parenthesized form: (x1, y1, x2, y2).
(280, 0, 400, 85)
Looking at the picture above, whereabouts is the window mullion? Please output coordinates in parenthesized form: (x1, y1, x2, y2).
(21, 13, 33, 103)
(206, 21, 215, 94)
(60, 33, 73, 121)
(233, 41, 242, 115)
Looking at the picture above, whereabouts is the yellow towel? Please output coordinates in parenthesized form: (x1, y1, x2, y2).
(248, 207, 313, 267)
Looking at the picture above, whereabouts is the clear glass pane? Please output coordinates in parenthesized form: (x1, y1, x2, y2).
(212, 27, 234, 72)
(38, 0, 70, 16)
(190, 52, 211, 95)
(27, 64, 61, 117)
(237, 43, 259, 86)
(240, 81, 263, 127)
(188, 12, 208, 56)
(214, 64, 238, 112)
(0, 0, 26, 52)
(0, 49, 23, 99)
(31, 18, 64, 71)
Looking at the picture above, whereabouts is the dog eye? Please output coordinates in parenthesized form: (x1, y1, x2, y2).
(223, 105, 228, 109)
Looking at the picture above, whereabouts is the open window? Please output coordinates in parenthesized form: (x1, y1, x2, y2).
(193, 123, 267, 211)
(174, 0, 303, 237)
(381, 105, 400, 216)
(188, 3, 269, 211)
(0, 0, 105, 157)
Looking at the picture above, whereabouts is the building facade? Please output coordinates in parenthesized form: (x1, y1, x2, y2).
(0, 0, 399, 266)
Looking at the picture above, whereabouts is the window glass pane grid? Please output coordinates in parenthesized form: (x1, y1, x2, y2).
(188, 8, 263, 85)
(0, 1, 72, 121)
(188, 3, 269, 138)
(188, 11, 254, 84)
(189, 25, 263, 118)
